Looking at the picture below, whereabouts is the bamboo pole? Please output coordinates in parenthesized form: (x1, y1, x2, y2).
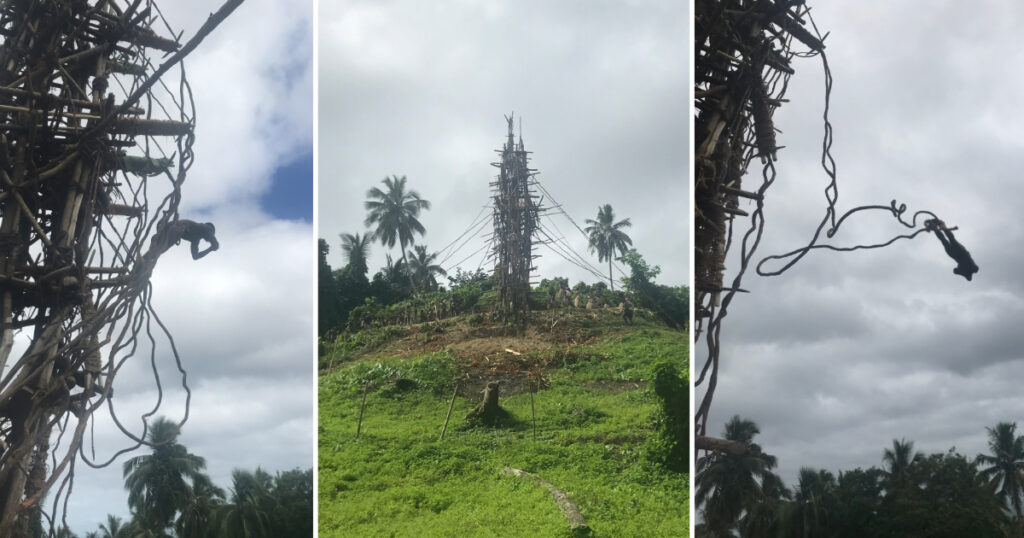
(530, 383, 536, 442)
(355, 380, 369, 440)
(439, 382, 459, 441)
(83, 0, 245, 139)
(0, 137, 25, 375)
(327, 343, 341, 372)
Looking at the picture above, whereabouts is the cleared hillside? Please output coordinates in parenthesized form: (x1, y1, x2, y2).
(318, 310, 689, 537)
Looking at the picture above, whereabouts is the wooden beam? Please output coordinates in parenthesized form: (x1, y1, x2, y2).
(696, 435, 750, 456)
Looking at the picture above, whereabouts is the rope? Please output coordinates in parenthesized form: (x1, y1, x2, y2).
(535, 231, 607, 282)
(753, 51, 941, 277)
(756, 200, 938, 276)
(694, 4, 814, 440)
(437, 209, 492, 268)
(533, 178, 629, 277)
(444, 239, 493, 274)
(435, 204, 491, 263)
(0, 0, 237, 530)
(535, 221, 608, 281)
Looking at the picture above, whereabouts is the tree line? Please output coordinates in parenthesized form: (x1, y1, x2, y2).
(696, 416, 1024, 537)
(40, 417, 312, 538)
(320, 175, 688, 335)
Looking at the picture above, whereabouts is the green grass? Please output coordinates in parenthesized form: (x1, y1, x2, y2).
(318, 325, 689, 537)
(548, 324, 688, 384)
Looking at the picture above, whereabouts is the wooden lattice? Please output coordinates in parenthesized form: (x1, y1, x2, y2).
(0, 1, 240, 533)
(693, 0, 824, 452)
(490, 114, 540, 333)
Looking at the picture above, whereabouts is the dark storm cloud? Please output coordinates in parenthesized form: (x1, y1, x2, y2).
(320, 0, 689, 286)
(699, 1, 1024, 488)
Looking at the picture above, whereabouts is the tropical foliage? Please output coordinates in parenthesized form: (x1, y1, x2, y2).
(696, 418, 1020, 537)
(406, 245, 446, 292)
(583, 203, 632, 290)
(651, 358, 689, 472)
(339, 232, 371, 277)
(122, 418, 207, 532)
(364, 175, 431, 292)
(977, 422, 1024, 519)
(696, 416, 784, 536)
(69, 417, 312, 538)
(320, 319, 690, 536)
(319, 177, 691, 340)
(618, 250, 688, 329)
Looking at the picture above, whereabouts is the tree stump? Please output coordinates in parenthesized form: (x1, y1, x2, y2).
(466, 381, 510, 426)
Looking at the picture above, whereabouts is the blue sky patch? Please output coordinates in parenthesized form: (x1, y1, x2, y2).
(262, 149, 313, 222)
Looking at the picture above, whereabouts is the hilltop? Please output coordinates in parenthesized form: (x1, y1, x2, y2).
(318, 308, 689, 537)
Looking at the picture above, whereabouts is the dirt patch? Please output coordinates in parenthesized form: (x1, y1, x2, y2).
(449, 335, 557, 361)
(338, 310, 647, 400)
(455, 351, 550, 398)
(358, 309, 633, 361)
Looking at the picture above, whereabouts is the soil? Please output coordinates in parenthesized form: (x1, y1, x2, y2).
(363, 308, 634, 362)
(348, 308, 651, 399)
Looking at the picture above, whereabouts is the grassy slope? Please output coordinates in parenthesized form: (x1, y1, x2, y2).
(319, 312, 689, 537)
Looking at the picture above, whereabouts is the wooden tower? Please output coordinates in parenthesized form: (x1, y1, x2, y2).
(490, 114, 540, 333)
(694, 0, 823, 452)
(0, 1, 240, 533)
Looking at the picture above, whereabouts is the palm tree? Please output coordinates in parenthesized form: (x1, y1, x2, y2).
(339, 232, 372, 276)
(364, 175, 431, 292)
(406, 245, 447, 291)
(882, 438, 922, 493)
(176, 474, 226, 538)
(121, 521, 161, 538)
(740, 469, 791, 538)
(98, 514, 128, 538)
(214, 468, 275, 538)
(583, 204, 632, 290)
(780, 467, 838, 537)
(123, 417, 207, 534)
(54, 527, 78, 538)
(696, 415, 779, 536)
(977, 422, 1024, 518)
(381, 254, 404, 281)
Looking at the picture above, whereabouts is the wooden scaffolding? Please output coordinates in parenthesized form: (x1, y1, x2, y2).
(0, 0, 240, 533)
(490, 114, 540, 333)
(693, 0, 824, 451)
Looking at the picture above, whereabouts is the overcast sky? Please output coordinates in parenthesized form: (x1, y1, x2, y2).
(698, 2, 1024, 491)
(319, 0, 688, 292)
(55, 0, 314, 532)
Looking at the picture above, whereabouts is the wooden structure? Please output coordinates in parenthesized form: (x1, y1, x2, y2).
(693, 0, 824, 451)
(0, 1, 240, 534)
(490, 114, 540, 333)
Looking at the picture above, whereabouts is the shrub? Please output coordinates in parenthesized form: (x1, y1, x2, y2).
(529, 289, 551, 310)
(618, 250, 688, 329)
(400, 352, 455, 395)
(649, 358, 688, 472)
